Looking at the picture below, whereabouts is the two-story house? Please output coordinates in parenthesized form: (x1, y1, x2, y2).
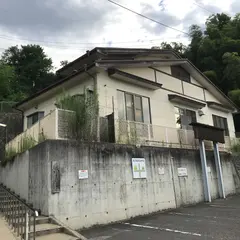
(8, 47, 238, 152)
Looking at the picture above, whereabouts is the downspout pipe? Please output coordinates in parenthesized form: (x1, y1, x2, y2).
(13, 106, 24, 133)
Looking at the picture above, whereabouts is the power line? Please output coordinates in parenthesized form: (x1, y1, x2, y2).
(106, 0, 189, 36)
(193, 1, 215, 14)
(0, 34, 180, 48)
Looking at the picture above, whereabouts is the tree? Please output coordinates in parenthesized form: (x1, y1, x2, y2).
(1, 45, 55, 95)
(229, 89, 240, 107)
(60, 60, 69, 67)
(222, 52, 240, 90)
(160, 12, 240, 107)
(160, 42, 187, 57)
(0, 62, 16, 100)
(185, 13, 240, 95)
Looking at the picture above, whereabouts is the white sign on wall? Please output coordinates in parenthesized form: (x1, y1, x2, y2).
(158, 167, 165, 175)
(132, 158, 147, 179)
(78, 170, 88, 179)
(207, 166, 211, 173)
(178, 168, 188, 177)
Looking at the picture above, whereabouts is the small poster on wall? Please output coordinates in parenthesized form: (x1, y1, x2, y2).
(132, 158, 147, 179)
(178, 168, 188, 177)
(78, 170, 88, 179)
(158, 167, 165, 175)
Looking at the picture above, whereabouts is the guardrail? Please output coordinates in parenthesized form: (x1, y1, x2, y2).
(0, 184, 37, 240)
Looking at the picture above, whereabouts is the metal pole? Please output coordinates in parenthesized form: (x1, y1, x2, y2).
(213, 142, 226, 199)
(199, 140, 211, 202)
(25, 211, 29, 240)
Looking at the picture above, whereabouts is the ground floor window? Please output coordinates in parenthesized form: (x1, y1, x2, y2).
(27, 112, 44, 128)
(117, 90, 151, 124)
(174, 107, 196, 130)
(212, 115, 229, 136)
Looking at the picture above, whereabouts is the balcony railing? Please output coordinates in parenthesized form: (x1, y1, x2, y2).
(115, 119, 235, 151)
(5, 108, 237, 153)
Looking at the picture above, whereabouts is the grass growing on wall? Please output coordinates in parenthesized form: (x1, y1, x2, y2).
(2, 132, 46, 167)
(56, 89, 99, 141)
(231, 139, 240, 154)
(1, 147, 17, 166)
(19, 134, 37, 153)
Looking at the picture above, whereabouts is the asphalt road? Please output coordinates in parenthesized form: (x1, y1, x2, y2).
(81, 194, 240, 240)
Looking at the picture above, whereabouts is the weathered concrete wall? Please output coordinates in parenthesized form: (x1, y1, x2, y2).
(0, 140, 239, 230)
(0, 151, 29, 200)
(28, 143, 50, 214)
(45, 141, 239, 230)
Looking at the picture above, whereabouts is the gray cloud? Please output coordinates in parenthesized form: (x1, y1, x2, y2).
(140, 3, 180, 35)
(140, 1, 224, 37)
(231, 0, 240, 14)
(0, 0, 114, 41)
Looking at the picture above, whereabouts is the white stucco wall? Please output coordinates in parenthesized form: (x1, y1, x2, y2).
(23, 77, 94, 130)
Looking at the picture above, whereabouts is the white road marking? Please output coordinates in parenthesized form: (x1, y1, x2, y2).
(123, 223, 202, 237)
(169, 212, 194, 217)
(209, 204, 239, 209)
(169, 212, 239, 221)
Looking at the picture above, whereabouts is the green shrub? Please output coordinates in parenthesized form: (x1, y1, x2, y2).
(56, 89, 99, 141)
(231, 139, 240, 154)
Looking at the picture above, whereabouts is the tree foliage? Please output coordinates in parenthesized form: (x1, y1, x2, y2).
(159, 42, 187, 57)
(60, 60, 69, 67)
(161, 13, 240, 107)
(185, 13, 240, 95)
(2, 45, 56, 95)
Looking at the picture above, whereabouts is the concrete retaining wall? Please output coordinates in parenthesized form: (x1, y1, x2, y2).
(0, 140, 239, 230)
(0, 151, 29, 200)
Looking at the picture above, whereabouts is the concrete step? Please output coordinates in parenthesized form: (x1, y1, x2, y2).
(36, 216, 50, 225)
(30, 223, 64, 237)
(12, 216, 49, 227)
(35, 233, 79, 240)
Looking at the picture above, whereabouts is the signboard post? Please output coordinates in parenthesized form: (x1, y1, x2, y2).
(132, 158, 147, 179)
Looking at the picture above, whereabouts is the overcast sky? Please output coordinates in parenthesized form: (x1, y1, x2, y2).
(0, 0, 239, 69)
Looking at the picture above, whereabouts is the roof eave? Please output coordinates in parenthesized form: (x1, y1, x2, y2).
(15, 64, 96, 109)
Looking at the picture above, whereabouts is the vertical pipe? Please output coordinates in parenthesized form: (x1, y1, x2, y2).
(199, 140, 211, 202)
(55, 108, 59, 139)
(213, 142, 226, 198)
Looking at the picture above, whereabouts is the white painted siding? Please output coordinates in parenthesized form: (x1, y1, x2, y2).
(204, 89, 222, 103)
(118, 67, 155, 82)
(182, 81, 205, 101)
(155, 71, 183, 93)
(97, 67, 236, 138)
(154, 66, 171, 75)
(191, 77, 202, 86)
